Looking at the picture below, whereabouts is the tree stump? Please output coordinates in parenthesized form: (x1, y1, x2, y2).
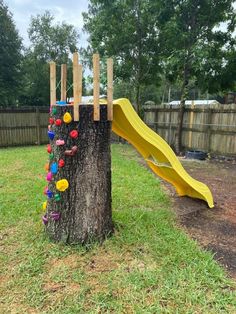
(44, 105, 113, 244)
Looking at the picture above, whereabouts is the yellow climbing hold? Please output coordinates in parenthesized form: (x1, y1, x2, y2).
(56, 179, 69, 192)
(63, 112, 72, 124)
(42, 201, 47, 210)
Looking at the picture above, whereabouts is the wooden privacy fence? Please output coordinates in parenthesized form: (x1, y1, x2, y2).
(143, 103, 236, 156)
(1, 103, 235, 155)
(0, 105, 119, 147)
(0, 107, 49, 147)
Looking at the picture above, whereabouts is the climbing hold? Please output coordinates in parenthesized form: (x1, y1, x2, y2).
(65, 145, 78, 156)
(42, 215, 48, 225)
(52, 107, 57, 115)
(49, 153, 54, 160)
(56, 179, 69, 192)
(48, 130, 55, 140)
(63, 112, 72, 124)
(70, 130, 79, 139)
(46, 172, 53, 181)
(42, 201, 47, 210)
(48, 125, 51, 130)
(58, 159, 65, 168)
(43, 186, 48, 195)
(50, 211, 61, 221)
(51, 162, 58, 174)
(49, 118, 54, 125)
(56, 101, 67, 105)
(56, 139, 65, 146)
(45, 163, 50, 171)
(55, 119, 62, 126)
(46, 190, 54, 198)
(47, 144, 52, 153)
(54, 193, 61, 201)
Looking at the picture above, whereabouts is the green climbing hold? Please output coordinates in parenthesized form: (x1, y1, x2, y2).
(54, 193, 61, 201)
(49, 153, 54, 159)
(52, 107, 57, 115)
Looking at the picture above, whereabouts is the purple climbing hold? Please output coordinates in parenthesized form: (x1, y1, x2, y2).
(51, 211, 61, 221)
(42, 215, 48, 225)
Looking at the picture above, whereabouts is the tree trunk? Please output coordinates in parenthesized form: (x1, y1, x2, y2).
(45, 105, 113, 244)
(136, 83, 141, 116)
(175, 94, 186, 155)
(175, 69, 189, 155)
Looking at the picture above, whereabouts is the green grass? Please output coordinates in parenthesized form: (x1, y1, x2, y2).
(0, 144, 235, 313)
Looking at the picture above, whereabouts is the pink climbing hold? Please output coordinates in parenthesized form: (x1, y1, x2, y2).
(56, 139, 65, 146)
(46, 172, 53, 181)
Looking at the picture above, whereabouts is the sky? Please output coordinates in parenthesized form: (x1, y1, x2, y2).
(5, 0, 235, 49)
(6, 0, 89, 47)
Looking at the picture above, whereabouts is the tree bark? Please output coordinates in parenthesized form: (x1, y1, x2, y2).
(45, 105, 113, 244)
(175, 68, 189, 155)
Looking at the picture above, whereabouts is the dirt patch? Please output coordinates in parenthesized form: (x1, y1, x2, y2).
(162, 158, 236, 279)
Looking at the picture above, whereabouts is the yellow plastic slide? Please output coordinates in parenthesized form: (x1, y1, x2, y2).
(111, 98, 214, 208)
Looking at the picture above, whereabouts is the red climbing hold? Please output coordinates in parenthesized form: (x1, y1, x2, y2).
(47, 144, 52, 153)
(58, 159, 65, 168)
(70, 130, 79, 139)
(49, 118, 54, 125)
(55, 119, 62, 126)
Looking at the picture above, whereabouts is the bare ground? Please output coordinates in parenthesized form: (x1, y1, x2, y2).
(161, 157, 236, 279)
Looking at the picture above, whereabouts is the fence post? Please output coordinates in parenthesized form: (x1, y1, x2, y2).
(207, 108, 213, 152)
(168, 105, 172, 144)
(35, 107, 41, 145)
(188, 101, 195, 148)
(155, 108, 158, 133)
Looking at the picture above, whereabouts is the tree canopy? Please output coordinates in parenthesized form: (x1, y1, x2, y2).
(83, 0, 161, 114)
(20, 11, 79, 106)
(156, 0, 235, 152)
(0, 0, 22, 106)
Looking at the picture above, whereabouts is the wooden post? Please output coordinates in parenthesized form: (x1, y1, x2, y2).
(78, 64, 83, 103)
(168, 105, 172, 144)
(73, 52, 80, 121)
(46, 105, 113, 244)
(207, 108, 213, 152)
(50, 62, 56, 107)
(107, 58, 113, 120)
(61, 64, 67, 102)
(188, 101, 195, 148)
(35, 107, 41, 145)
(93, 53, 100, 121)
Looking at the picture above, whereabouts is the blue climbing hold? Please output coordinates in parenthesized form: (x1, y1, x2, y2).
(48, 130, 55, 140)
(51, 162, 58, 174)
(56, 101, 67, 105)
(46, 190, 54, 198)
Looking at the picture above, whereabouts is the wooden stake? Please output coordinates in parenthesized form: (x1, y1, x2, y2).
(73, 52, 80, 121)
(78, 64, 82, 103)
(50, 61, 56, 107)
(107, 58, 113, 120)
(93, 53, 100, 121)
(61, 64, 67, 102)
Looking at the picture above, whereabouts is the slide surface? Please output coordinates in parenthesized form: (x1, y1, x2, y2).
(111, 98, 214, 208)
